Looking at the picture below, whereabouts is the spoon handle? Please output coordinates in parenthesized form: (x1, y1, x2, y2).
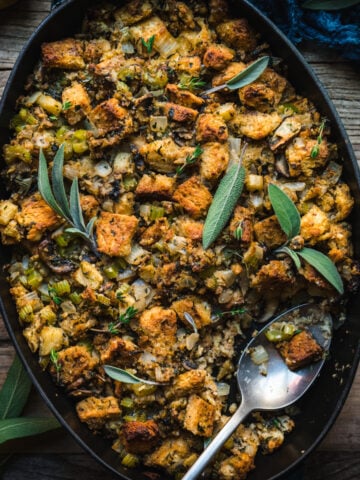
(181, 402, 252, 480)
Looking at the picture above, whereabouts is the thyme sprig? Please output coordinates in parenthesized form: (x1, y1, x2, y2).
(49, 348, 62, 382)
(310, 119, 327, 158)
(62, 101, 72, 111)
(178, 77, 207, 91)
(176, 144, 203, 174)
(38, 146, 98, 255)
(141, 35, 155, 53)
(108, 306, 138, 335)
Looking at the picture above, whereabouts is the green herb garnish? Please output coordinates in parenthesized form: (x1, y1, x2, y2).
(104, 365, 163, 385)
(48, 288, 62, 305)
(217, 307, 246, 318)
(38, 146, 98, 254)
(178, 77, 207, 91)
(269, 183, 344, 294)
(202, 56, 270, 96)
(302, 0, 360, 10)
(234, 224, 243, 240)
(49, 348, 62, 382)
(107, 306, 138, 335)
(176, 144, 203, 174)
(62, 101, 72, 111)
(141, 35, 155, 53)
(310, 119, 326, 159)
(202, 143, 247, 249)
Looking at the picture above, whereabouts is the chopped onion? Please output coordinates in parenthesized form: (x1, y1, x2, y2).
(257, 298, 279, 323)
(25, 91, 42, 106)
(282, 182, 306, 192)
(139, 351, 158, 364)
(95, 160, 112, 177)
(167, 236, 187, 255)
(250, 345, 269, 365)
(155, 33, 178, 58)
(149, 115, 168, 133)
(248, 192, 264, 209)
(218, 289, 235, 304)
(131, 279, 154, 312)
(216, 382, 230, 396)
(113, 152, 132, 174)
(60, 300, 77, 314)
(117, 268, 136, 281)
(121, 41, 135, 54)
(227, 137, 242, 170)
(186, 332, 199, 350)
(139, 204, 151, 219)
(214, 270, 236, 288)
(125, 244, 150, 265)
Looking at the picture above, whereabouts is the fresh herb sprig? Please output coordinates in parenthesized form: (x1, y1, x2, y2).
(178, 77, 207, 91)
(202, 143, 247, 249)
(268, 183, 344, 294)
(0, 356, 59, 449)
(141, 35, 155, 53)
(49, 348, 62, 382)
(104, 365, 164, 385)
(176, 144, 203, 174)
(107, 306, 138, 335)
(38, 146, 98, 255)
(310, 119, 326, 158)
(302, 0, 360, 10)
(62, 101, 72, 111)
(202, 56, 270, 96)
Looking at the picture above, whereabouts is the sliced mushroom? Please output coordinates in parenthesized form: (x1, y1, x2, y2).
(269, 117, 302, 151)
(38, 238, 77, 274)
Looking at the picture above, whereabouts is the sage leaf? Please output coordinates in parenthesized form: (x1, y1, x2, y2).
(276, 246, 302, 270)
(0, 417, 60, 444)
(183, 312, 198, 334)
(203, 56, 270, 95)
(302, 0, 360, 10)
(38, 150, 67, 219)
(297, 247, 344, 294)
(69, 178, 86, 230)
(51, 145, 71, 221)
(268, 184, 301, 239)
(0, 356, 32, 420)
(203, 145, 247, 249)
(104, 365, 163, 385)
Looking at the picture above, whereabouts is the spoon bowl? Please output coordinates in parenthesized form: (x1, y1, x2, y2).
(182, 303, 332, 480)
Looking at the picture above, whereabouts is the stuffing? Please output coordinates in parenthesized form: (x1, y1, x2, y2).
(56, 345, 98, 386)
(276, 330, 324, 370)
(183, 394, 216, 437)
(80, 194, 100, 221)
(140, 138, 195, 173)
(135, 174, 176, 198)
(212, 62, 246, 87)
(145, 437, 194, 473)
(196, 114, 229, 143)
(173, 176, 212, 218)
(61, 82, 91, 125)
(286, 136, 329, 177)
(96, 212, 138, 257)
(219, 452, 255, 480)
(98, 336, 141, 367)
(139, 218, 172, 247)
(300, 205, 331, 245)
(167, 54, 202, 77)
(76, 396, 120, 430)
(83, 38, 111, 63)
(0, 200, 18, 226)
(203, 43, 235, 70)
(41, 38, 85, 70)
(121, 420, 159, 454)
(175, 216, 204, 241)
(327, 223, 352, 263)
(200, 142, 229, 182)
(171, 296, 212, 329)
(38, 326, 65, 356)
(114, 0, 153, 25)
(164, 102, 199, 123)
(251, 260, 295, 292)
(253, 215, 287, 249)
(168, 369, 207, 397)
(88, 98, 133, 139)
(229, 206, 254, 243)
(138, 306, 177, 358)
(230, 110, 282, 140)
(73, 261, 103, 289)
(17, 193, 61, 241)
(216, 18, 257, 51)
(59, 311, 97, 340)
(165, 84, 205, 109)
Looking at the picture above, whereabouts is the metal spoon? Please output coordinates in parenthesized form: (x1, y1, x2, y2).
(182, 303, 332, 480)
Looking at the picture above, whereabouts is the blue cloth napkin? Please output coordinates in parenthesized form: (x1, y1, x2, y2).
(248, 0, 360, 62)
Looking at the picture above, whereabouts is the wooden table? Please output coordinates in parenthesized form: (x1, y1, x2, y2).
(0, 1, 359, 479)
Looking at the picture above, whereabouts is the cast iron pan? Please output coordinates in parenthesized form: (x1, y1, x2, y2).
(0, 1, 359, 479)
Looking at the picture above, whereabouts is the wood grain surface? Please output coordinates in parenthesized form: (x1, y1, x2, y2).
(0, 1, 359, 479)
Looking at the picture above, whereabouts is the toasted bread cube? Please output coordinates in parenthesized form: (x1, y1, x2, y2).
(300, 205, 331, 245)
(73, 261, 103, 289)
(231, 111, 282, 140)
(38, 326, 65, 356)
(229, 206, 254, 243)
(216, 18, 256, 51)
(76, 396, 120, 430)
(140, 138, 194, 173)
(62, 82, 91, 125)
(0, 200, 18, 226)
(145, 438, 192, 472)
(56, 345, 98, 386)
(165, 84, 204, 109)
(96, 212, 138, 257)
(212, 62, 246, 87)
(173, 176, 212, 219)
(276, 330, 323, 370)
(251, 260, 295, 291)
(196, 114, 228, 143)
(184, 394, 216, 437)
(170, 369, 207, 396)
(164, 102, 199, 123)
(203, 43, 235, 70)
(83, 38, 111, 62)
(36, 93, 62, 116)
(254, 215, 287, 249)
(176, 216, 204, 241)
(286, 136, 329, 177)
(139, 306, 177, 358)
(17, 194, 60, 241)
(121, 420, 159, 454)
(171, 296, 211, 330)
(219, 452, 255, 480)
(41, 38, 85, 70)
(88, 98, 133, 138)
(99, 337, 141, 367)
(168, 55, 202, 77)
(135, 174, 176, 199)
(200, 142, 229, 182)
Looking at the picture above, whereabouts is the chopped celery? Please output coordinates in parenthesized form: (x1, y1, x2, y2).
(26, 270, 43, 289)
(69, 292, 82, 305)
(149, 205, 165, 220)
(265, 322, 299, 343)
(72, 129, 89, 154)
(50, 280, 71, 296)
(103, 264, 119, 279)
